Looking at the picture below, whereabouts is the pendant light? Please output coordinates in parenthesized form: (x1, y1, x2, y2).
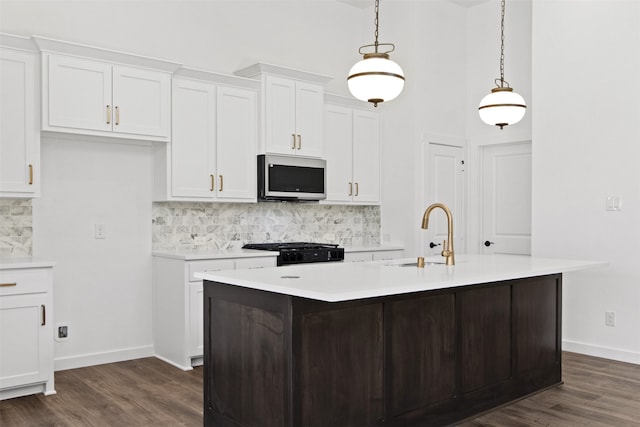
(478, 0, 526, 129)
(347, 0, 404, 107)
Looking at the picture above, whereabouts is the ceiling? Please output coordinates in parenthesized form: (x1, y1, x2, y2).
(338, 0, 491, 8)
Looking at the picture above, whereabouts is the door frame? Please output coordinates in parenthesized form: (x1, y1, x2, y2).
(467, 132, 532, 254)
(416, 133, 467, 256)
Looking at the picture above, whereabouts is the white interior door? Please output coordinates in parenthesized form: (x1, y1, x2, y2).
(481, 142, 532, 255)
(422, 143, 465, 257)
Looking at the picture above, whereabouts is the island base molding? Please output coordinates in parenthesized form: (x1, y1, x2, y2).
(203, 274, 562, 427)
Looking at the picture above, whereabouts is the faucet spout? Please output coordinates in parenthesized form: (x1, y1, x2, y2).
(421, 203, 455, 266)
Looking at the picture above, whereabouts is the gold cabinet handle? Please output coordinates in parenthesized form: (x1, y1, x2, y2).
(115, 106, 120, 126)
(210, 175, 215, 192)
(348, 182, 353, 196)
(0, 282, 17, 287)
(28, 164, 33, 185)
(41, 305, 46, 326)
(292, 134, 296, 149)
(219, 175, 223, 192)
(106, 105, 111, 124)
(355, 182, 359, 196)
(297, 134, 302, 150)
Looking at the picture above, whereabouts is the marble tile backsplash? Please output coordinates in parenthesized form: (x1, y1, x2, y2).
(0, 199, 33, 257)
(152, 202, 380, 251)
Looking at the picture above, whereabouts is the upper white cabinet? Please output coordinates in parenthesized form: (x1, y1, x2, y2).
(0, 35, 40, 198)
(323, 97, 381, 205)
(33, 36, 180, 142)
(235, 63, 331, 158)
(153, 69, 258, 202)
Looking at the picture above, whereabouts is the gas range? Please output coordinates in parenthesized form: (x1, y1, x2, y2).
(242, 242, 345, 266)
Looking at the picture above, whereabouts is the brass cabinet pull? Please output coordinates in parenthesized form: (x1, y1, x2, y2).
(297, 134, 302, 150)
(41, 305, 46, 326)
(219, 175, 223, 192)
(0, 282, 17, 287)
(291, 134, 296, 149)
(355, 182, 359, 196)
(115, 106, 120, 125)
(106, 105, 111, 124)
(210, 175, 215, 192)
(28, 164, 33, 185)
(348, 182, 353, 196)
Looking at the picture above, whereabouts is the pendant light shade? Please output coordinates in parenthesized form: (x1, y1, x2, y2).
(478, 0, 526, 129)
(478, 87, 526, 129)
(347, 0, 404, 107)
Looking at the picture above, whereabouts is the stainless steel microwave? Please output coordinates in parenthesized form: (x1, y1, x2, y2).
(258, 154, 326, 201)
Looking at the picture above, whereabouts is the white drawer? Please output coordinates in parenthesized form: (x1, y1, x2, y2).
(235, 257, 277, 270)
(0, 268, 52, 296)
(187, 259, 235, 282)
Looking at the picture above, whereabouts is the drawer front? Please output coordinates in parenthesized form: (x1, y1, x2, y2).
(187, 259, 235, 282)
(0, 268, 52, 296)
(234, 257, 277, 270)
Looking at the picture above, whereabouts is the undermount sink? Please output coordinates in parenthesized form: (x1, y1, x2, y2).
(391, 261, 445, 267)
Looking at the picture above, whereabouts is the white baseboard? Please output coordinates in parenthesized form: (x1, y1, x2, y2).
(563, 340, 640, 365)
(153, 354, 194, 371)
(54, 345, 154, 371)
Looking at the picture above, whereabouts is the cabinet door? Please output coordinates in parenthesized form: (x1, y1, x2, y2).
(46, 54, 112, 132)
(188, 282, 204, 357)
(265, 75, 297, 155)
(216, 86, 257, 201)
(323, 104, 353, 203)
(294, 81, 324, 158)
(112, 65, 171, 138)
(171, 78, 217, 199)
(0, 294, 49, 390)
(352, 109, 380, 204)
(0, 49, 39, 196)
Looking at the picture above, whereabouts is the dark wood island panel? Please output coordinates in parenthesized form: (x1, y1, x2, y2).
(204, 274, 562, 427)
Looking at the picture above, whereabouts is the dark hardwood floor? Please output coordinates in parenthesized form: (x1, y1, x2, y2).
(1, 352, 638, 426)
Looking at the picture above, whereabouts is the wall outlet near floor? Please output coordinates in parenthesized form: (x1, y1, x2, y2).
(56, 323, 70, 342)
(194, 235, 206, 245)
(94, 223, 106, 239)
(605, 311, 616, 327)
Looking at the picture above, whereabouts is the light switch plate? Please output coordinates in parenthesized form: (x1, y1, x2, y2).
(606, 196, 621, 211)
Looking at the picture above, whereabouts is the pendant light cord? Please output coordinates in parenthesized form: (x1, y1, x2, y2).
(499, 0, 505, 87)
(374, 0, 380, 52)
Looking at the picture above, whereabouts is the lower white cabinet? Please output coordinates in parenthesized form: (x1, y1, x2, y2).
(0, 265, 55, 400)
(152, 254, 276, 370)
(343, 248, 404, 263)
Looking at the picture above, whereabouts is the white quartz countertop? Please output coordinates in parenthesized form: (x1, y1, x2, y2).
(0, 257, 56, 270)
(196, 254, 606, 302)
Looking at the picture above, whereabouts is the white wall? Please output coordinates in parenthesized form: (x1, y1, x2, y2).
(532, 1, 640, 363)
(33, 137, 154, 369)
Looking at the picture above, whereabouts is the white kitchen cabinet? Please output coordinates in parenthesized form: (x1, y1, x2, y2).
(33, 36, 180, 143)
(235, 63, 331, 158)
(152, 253, 277, 370)
(154, 70, 258, 202)
(324, 101, 381, 205)
(0, 36, 40, 198)
(0, 264, 55, 400)
(343, 248, 404, 263)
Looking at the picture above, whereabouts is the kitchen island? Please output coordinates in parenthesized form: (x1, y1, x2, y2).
(197, 254, 604, 427)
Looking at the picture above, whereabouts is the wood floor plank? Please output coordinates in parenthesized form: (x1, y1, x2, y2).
(1, 352, 639, 426)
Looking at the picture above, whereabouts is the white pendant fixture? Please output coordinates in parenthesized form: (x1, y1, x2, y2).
(478, 0, 526, 129)
(347, 0, 404, 107)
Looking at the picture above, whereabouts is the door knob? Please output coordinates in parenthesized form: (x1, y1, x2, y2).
(429, 242, 441, 249)
(484, 240, 494, 247)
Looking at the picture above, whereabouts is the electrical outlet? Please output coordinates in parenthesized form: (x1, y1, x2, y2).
(94, 223, 106, 239)
(605, 311, 616, 327)
(194, 235, 206, 245)
(324, 233, 336, 242)
(56, 323, 69, 342)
